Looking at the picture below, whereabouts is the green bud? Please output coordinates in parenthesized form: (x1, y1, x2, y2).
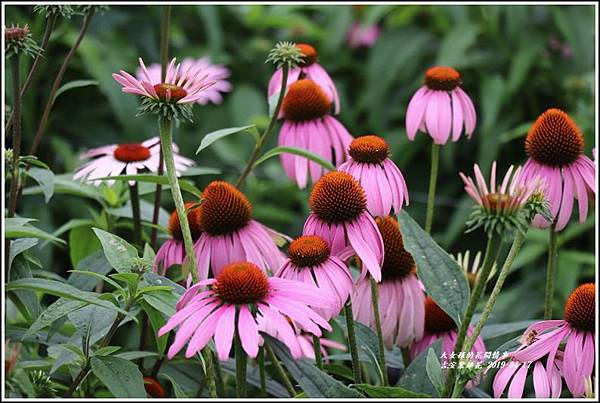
(265, 41, 303, 69)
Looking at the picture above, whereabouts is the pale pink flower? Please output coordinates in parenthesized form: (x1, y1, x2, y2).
(74, 137, 193, 186)
(158, 262, 332, 360)
(346, 22, 380, 48)
(520, 108, 595, 231)
(405, 66, 476, 145)
(136, 57, 232, 105)
(338, 135, 409, 216)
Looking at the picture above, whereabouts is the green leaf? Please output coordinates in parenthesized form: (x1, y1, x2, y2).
(69, 226, 102, 268)
(53, 79, 99, 104)
(24, 298, 87, 339)
(141, 291, 178, 317)
(253, 146, 336, 171)
(353, 384, 430, 398)
(265, 335, 362, 398)
(88, 174, 201, 197)
(94, 346, 122, 356)
(68, 250, 113, 292)
(397, 210, 469, 326)
(68, 270, 123, 293)
(113, 351, 159, 361)
(397, 340, 441, 396)
(90, 356, 147, 398)
(196, 125, 257, 154)
(139, 301, 169, 357)
(68, 305, 119, 350)
(8, 256, 40, 322)
(161, 374, 189, 398)
(435, 24, 479, 68)
(8, 238, 38, 269)
(23, 174, 103, 202)
(25, 167, 54, 203)
(6, 278, 127, 315)
(480, 320, 535, 340)
(426, 348, 444, 397)
(5, 218, 66, 245)
(92, 228, 138, 272)
(336, 317, 383, 378)
(268, 91, 282, 118)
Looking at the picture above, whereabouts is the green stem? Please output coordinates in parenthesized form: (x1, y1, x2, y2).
(235, 65, 289, 188)
(544, 227, 558, 319)
(202, 348, 217, 398)
(312, 335, 323, 371)
(424, 142, 440, 234)
(158, 117, 198, 283)
(444, 232, 503, 396)
(258, 347, 267, 397)
(266, 346, 296, 397)
(370, 277, 389, 386)
(344, 300, 363, 384)
(234, 326, 247, 397)
(213, 351, 225, 397)
(129, 183, 142, 246)
(159, 5, 171, 82)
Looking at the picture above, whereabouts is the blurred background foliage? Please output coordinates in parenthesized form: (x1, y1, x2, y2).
(5, 2, 595, 354)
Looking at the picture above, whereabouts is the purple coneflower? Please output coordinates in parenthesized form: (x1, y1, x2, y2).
(276, 235, 353, 320)
(520, 108, 595, 231)
(346, 22, 380, 48)
(278, 79, 353, 188)
(405, 66, 476, 145)
(137, 57, 232, 105)
(303, 171, 383, 282)
(493, 283, 595, 398)
(159, 261, 332, 360)
(74, 137, 193, 186)
(352, 216, 424, 347)
(193, 181, 285, 279)
(153, 203, 202, 275)
(268, 43, 340, 114)
(338, 135, 409, 216)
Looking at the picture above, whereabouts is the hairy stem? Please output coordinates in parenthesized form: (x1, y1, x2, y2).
(30, 9, 96, 156)
(129, 183, 142, 246)
(213, 351, 225, 397)
(370, 277, 389, 386)
(266, 346, 296, 397)
(312, 335, 323, 371)
(344, 300, 363, 384)
(201, 348, 217, 398)
(234, 327, 247, 397)
(544, 227, 558, 319)
(235, 65, 289, 188)
(425, 142, 440, 234)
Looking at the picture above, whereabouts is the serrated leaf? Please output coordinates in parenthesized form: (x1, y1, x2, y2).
(426, 348, 444, 397)
(24, 298, 87, 339)
(253, 146, 336, 171)
(91, 356, 147, 398)
(196, 125, 257, 154)
(92, 228, 138, 272)
(353, 384, 431, 398)
(397, 210, 469, 326)
(25, 167, 54, 202)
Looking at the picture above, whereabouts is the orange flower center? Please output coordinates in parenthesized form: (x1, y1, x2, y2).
(282, 79, 332, 122)
(525, 108, 584, 167)
(168, 202, 202, 241)
(296, 43, 318, 66)
(564, 283, 595, 331)
(288, 235, 330, 267)
(424, 297, 456, 334)
(5, 25, 29, 41)
(113, 143, 151, 162)
(143, 377, 165, 398)
(349, 135, 389, 163)
(213, 262, 270, 304)
(424, 66, 462, 91)
(376, 216, 416, 281)
(310, 171, 366, 223)
(197, 181, 252, 236)
(153, 83, 188, 101)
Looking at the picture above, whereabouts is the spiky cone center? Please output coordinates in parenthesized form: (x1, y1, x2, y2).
(525, 108, 584, 167)
(349, 135, 389, 164)
(564, 283, 595, 331)
(168, 202, 202, 241)
(213, 262, 270, 304)
(282, 79, 332, 121)
(310, 171, 367, 224)
(197, 181, 252, 236)
(5, 25, 29, 42)
(113, 143, 151, 162)
(376, 216, 416, 281)
(288, 235, 330, 267)
(296, 43, 318, 66)
(424, 66, 462, 91)
(153, 83, 188, 102)
(143, 377, 165, 398)
(424, 296, 456, 334)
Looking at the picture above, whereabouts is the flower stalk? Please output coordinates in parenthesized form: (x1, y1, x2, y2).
(369, 277, 389, 386)
(544, 226, 559, 319)
(129, 183, 142, 246)
(344, 300, 363, 384)
(425, 142, 440, 233)
(312, 335, 323, 370)
(234, 326, 247, 397)
(257, 348, 267, 397)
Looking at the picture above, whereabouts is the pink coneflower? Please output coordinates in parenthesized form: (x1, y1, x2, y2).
(193, 181, 285, 279)
(352, 216, 424, 348)
(520, 108, 596, 231)
(303, 172, 383, 282)
(137, 57, 232, 105)
(278, 79, 353, 188)
(153, 202, 202, 275)
(346, 22, 380, 48)
(113, 57, 214, 104)
(493, 283, 595, 398)
(410, 297, 486, 387)
(158, 261, 332, 360)
(276, 235, 353, 320)
(268, 43, 340, 114)
(74, 137, 193, 186)
(405, 66, 476, 145)
(338, 135, 409, 216)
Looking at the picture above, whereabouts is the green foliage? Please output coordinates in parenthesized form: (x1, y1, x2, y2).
(90, 356, 147, 398)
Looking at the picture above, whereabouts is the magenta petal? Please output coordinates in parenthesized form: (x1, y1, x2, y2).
(238, 305, 260, 358)
(507, 363, 528, 398)
(214, 304, 236, 361)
